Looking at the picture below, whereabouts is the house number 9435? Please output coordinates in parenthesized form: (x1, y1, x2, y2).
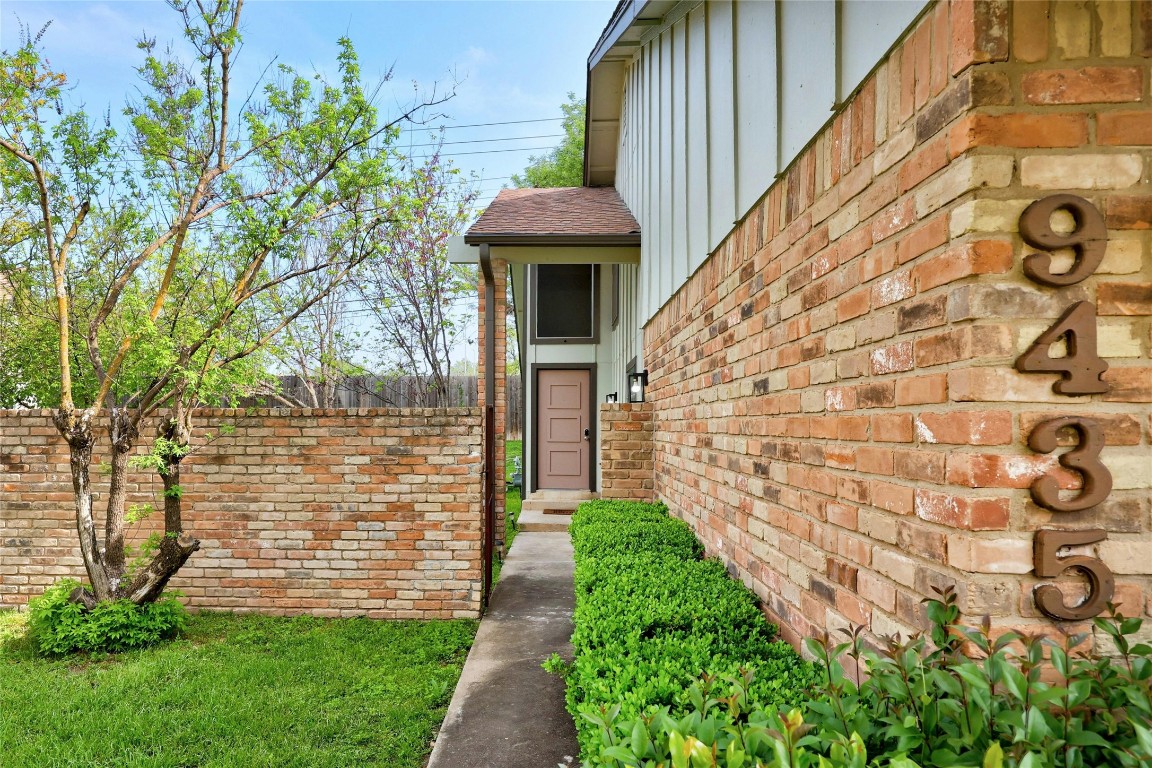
(1016, 195, 1115, 622)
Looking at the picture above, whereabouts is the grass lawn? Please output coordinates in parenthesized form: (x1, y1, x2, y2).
(505, 437, 523, 464)
(506, 437, 523, 548)
(0, 610, 476, 768)
(494, 438, 523, 584)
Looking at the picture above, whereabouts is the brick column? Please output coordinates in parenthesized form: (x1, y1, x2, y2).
(477, 258, 507, 548)
(600, 403, 654, 500)
(939, 0, 1152, 640)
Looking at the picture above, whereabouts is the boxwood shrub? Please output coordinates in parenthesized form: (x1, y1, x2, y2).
(570, 499, 702, 562)
(561, 500, 816, 760)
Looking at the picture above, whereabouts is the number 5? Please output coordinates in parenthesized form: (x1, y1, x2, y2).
(1034, 529, 1114, 621)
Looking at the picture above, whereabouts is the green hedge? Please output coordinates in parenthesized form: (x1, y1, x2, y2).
(561, 500, 816, 761)
(576, 591, 1152, 768)
(564, 506, 1152, 768)
(570, 499, 701, 561)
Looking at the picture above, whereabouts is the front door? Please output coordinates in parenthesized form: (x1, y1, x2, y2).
(536, 369, 591, 490)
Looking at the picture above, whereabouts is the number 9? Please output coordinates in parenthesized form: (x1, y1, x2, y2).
(1018, 194, 1106, 287)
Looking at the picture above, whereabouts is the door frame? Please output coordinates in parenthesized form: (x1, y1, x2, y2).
(530, 363, 597, 494)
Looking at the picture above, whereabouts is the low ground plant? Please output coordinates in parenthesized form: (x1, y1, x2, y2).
(494, 438, 523, 584)
(27, 579, 187, 655)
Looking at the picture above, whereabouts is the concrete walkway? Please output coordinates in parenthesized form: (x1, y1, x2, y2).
(427, 530, 579, 768)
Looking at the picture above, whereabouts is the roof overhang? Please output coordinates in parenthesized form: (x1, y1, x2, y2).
(585, 61, 626, 187)
(449, 237, 639, 265)
(460, 186, 640, 264)
(584, 0, 682, 187)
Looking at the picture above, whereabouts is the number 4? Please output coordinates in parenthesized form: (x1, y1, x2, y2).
(1015, 301, 1109, 395)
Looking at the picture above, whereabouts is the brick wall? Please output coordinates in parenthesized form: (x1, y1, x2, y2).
(0, 408, 483, 618)
(645, 0, 1151, 648)
(599, 403, 655, 501)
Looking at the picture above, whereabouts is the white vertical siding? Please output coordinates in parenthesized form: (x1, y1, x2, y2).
(612, 0, 927, 325)
(614, 263, 638, 392)
(778, 0, 837, 168)
(644, 49, 657, 333)
(685, 6, 708, 269)
(734, 0, 778, 218)
(839, 0, 925, 100)
(658, 30, 675, 303)
(704, 0, 737, 253)
(671, 18, 690, 289)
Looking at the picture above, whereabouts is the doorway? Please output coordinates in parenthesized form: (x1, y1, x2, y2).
(534, 368, 594, 490)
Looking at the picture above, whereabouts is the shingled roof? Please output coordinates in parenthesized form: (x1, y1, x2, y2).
(464, 187, 640, 246)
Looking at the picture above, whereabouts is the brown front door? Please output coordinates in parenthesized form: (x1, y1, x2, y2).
(536, 369, 591, 490)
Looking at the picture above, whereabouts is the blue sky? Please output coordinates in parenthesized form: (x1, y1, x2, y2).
(0, 0, 615, 209)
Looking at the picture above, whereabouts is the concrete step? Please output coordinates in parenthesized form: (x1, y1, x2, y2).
(520, 490, 598, 516)
(517, 509, 572, 532)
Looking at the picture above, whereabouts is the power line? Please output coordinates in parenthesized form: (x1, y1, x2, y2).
(406, 117, 563, 131)
(44, 141, 554, 165)
(87, 119, 563, 156)
(398, 134, 561, 149)
(437, 175, 511, 186)
(438, 145, 555, 158)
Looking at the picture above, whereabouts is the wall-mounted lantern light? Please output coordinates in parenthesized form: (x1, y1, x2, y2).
(627, 370, 648, 403)
(605, 392, 618, 404)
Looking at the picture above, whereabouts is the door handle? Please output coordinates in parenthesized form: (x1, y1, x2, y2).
(583, 428, 590, 440)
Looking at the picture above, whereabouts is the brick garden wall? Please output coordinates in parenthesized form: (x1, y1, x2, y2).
(645, 0, 1152, 647)
(599, 403, 655, 501)
(0, 408, 483, 618)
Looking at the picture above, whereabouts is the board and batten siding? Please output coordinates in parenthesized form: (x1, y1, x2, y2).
(615, 0, 927, 327)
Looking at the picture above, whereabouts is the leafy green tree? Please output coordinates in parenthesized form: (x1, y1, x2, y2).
(257, 217, 370, 409)
(511, 93, 585, 188)
(357, 148, 479, 406)
(0, 1, 448, 606)
(260, 141, 478, 409)
(505, 314, 520, 378)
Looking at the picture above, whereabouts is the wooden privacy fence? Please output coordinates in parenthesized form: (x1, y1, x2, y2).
(241, 375, 523, 437)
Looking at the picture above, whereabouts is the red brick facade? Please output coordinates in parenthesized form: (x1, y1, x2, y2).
(599, 403, 655, 501)
(644, 0, 1152, 646)
(0, 408, 482, 618)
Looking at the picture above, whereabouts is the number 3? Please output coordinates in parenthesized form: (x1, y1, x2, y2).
(1034, 529, 1114, 621)
(1027, 416, 1112, 512)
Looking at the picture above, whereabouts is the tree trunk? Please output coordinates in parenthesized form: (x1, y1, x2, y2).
(52, 408, 114, 602)
(161, 453, 183, 534)
(122, 532, 199, 604)
(103, 409, 137, 585)
(53, 407, 200, 607)
(120, 413, 199, 604)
